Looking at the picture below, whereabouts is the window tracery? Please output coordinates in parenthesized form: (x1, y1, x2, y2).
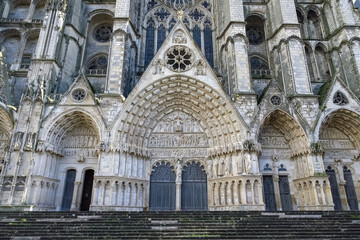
(246, 26, 264, 45)
(86, 54, 108, 75)
(250, 56, 269, 76)
(143, 0, 214, 67)
(93, 24, 112, 43)
(333, 91, 348, 106)
(165, 46, 194, 72)
(159, 0, 201, 10)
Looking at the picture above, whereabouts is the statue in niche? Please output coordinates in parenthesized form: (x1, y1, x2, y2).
(24, 132, 36, 151)
(12, 132, 24, 151)
(195, 60, 206, 76)
(225, 155, 230, 176)
(173, 30, 187, 44)
(176, 159, 182, 184)
(153, 59, 164, 75)
(238, 153, 251, 174)
(218, 158, 225, 176)
(212, 160, 218, 178)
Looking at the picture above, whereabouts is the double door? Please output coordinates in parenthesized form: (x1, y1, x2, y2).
(263, 175, 292, 211)
(149, 161, 208, 211)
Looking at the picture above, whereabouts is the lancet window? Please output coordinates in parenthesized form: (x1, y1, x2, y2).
(143, 0, 214, 68)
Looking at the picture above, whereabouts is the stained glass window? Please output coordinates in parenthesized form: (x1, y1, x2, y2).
(204, 25, 214, 67)
(145, 19, 155, 66)
(157, 24, 167, 50)
(193, 25, 201, 49)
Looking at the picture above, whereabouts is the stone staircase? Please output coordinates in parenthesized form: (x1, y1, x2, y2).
(1, 211, 360, 239)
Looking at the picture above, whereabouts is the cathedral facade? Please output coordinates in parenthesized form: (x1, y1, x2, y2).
(0, 0, 360, 212)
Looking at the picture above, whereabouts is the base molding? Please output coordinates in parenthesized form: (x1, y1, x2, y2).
(210, 204, 265, 211)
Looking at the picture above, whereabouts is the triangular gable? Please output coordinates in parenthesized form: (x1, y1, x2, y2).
(127, 21, 226, 97)
(320, 77, 360, 109)
(57, 73, 97, 106)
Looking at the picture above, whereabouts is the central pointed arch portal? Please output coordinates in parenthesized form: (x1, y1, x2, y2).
(116, 76, 246, 211)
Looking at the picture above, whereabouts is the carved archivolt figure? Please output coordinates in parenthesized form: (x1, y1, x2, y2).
(153, 59, 164, 75)
(195, 60, 206, 75)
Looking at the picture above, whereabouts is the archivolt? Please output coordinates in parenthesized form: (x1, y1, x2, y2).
(257, 110, 309, 156)
(0, 106, 13, 134)
(115, 76, 246, 157)
(319, 109, 360, 149)
(39, 111, 100, 155)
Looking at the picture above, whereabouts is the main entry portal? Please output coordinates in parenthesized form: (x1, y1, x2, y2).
(149, 161, 208, 211)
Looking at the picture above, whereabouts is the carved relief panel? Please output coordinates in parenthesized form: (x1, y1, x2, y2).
(258, 126, 291, 173)
(149, 111, 208, 158)
(61, 126, 100, 159)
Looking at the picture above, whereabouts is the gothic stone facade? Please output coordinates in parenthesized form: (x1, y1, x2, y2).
(0, 0, 360, 212)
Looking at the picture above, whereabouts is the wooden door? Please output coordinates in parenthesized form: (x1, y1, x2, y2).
(181, 162, 208, 211)
(61, 169, 76, 211)
(263, 175, 277, 211)
(80, 170, 94, 211)
(279, 176, 292, 211)
(149, 162, 176, 211)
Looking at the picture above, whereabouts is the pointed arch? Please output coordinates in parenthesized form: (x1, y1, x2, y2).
(38, 109, 103, 156)
(113, 76, 247, 157)
(257, 110, 309, 156)
(318, 109, 360, 150)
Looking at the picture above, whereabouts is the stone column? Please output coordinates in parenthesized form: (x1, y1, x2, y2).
(320, 183, 327, 205)
(25, 0, 38, 22)
(214, 183, 219, 206)
(250, 181, 255, 205)
(234, 182, 240, 205)
(311, 183, 319, 206)
(220, 183, 226, 206)
(2, 0, 10, 18)
(226, 182, 232, 205)
(111, 182, 117, 206)
(338, 182, 348, 210)
(70, 182, 81, 211)
(31, 181, 40, 205)
(98, 181, 105, 206)
(240, 182, 246, 204)
(258, 183, 264, 205)
(175, 160, 182, 211)
(273, 161, 282, 210)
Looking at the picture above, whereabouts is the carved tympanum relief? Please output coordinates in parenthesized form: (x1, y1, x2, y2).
(319, 127, 355, 150)
(149, 111, 208, 158)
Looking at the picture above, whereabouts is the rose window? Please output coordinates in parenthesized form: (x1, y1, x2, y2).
(246, 27, 265, 45)
(270, 95, 282, 106)
(165, 46, 194, 72)
(94, 24, 112, 42)
(72, 88, 86, 102)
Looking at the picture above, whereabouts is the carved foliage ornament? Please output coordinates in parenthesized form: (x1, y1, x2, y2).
(165, 46, 194, 72)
